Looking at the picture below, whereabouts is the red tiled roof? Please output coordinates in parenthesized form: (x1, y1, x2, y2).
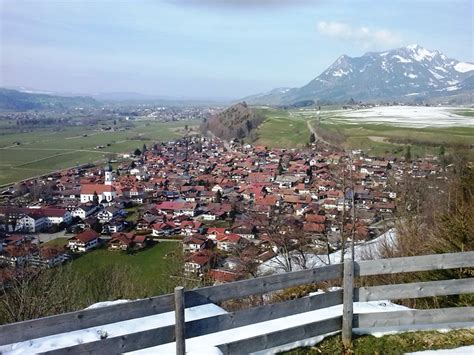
(81, 184, 115, 194)
(71, 229, 100, 243)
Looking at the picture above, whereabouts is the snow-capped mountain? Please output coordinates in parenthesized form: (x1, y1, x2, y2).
(244, 45, 474, 104)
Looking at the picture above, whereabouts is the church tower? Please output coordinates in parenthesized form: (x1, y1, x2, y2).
(104, 164, 113, 186)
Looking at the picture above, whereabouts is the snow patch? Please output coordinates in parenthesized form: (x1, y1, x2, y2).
(428, 69, 445, 80)
(404, 72, 418, 79)
(392, 55, 412, 63)
(333, 69, 349, 77)
(407, 345, 474, 354)
(446, 85, 460, 91)
(409, 45, 436, 62)
(454, 62, 474, 73)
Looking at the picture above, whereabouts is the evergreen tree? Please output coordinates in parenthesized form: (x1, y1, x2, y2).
(133, 148, 141, 156)
(92, 191, 99, 206)
(439, 145, 445, 157)
(405, 146, 412, 162)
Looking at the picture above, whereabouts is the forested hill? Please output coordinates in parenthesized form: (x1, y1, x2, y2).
(205, 102, 265, 141)
(0, 88, 99, 110)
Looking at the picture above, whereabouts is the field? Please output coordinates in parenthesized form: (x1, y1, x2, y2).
(69, 241, 181, 296)
(252, 109, 311, 148)
(0, 120, 191, 186)
(261, 105, 474, 158)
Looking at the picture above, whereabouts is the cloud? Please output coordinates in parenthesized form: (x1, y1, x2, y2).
(316, 21, 402, 48)
(166, 0, 316, 10)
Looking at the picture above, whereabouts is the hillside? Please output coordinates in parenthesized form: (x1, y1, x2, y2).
(205, 102, 265, 141)
(243, 45, 474, 105)
(0, 88, 99, 110)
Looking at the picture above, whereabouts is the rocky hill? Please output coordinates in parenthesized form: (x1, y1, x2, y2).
(205, 102, 265, 141)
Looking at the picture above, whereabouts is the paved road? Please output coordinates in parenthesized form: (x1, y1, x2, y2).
(38, 230, 68, 243)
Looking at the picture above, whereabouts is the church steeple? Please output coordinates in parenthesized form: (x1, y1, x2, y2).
(104, 164, 113, 185)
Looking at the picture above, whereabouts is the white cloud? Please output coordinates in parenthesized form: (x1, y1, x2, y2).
(316, 21, 402, 48)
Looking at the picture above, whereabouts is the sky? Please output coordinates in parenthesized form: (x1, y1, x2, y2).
(0, 0, 472, 99)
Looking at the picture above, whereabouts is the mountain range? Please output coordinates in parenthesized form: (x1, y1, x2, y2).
(243, 45, 474, 105)
(0, 88, 99, 110)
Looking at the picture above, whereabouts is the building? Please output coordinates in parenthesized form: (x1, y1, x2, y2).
(67, 230, 100, 253)
(80, 184, 116, 203)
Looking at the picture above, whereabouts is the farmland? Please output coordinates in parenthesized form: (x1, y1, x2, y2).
(0, 120, 192, 186)
(253, 106, 474, 158)
(252, 109, 311, 148)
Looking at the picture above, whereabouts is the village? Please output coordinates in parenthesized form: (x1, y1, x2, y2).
(0, 135, 446, 285)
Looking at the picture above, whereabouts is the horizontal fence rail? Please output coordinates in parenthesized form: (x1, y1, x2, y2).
(1, 251, 473, 354)
(356, 251, 474, 277)
(354, 307, 474, 328)
(41, 291, 344, 355)
(217, 316, 342, 355)
(355, 278, 474, 302)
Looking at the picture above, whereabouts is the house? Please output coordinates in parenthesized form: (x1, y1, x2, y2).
(67, 230, 100, 252)
(101, 219, 126, 234)
(71, 204, 99, 220)
(208, 269, 243, 284)
(156, 201, 197, 217)
(151, 221, 180, 237)
(216, 233, 243, 252)
(80, 184, 116, 203)
(29, 247, 71, 268)
(98, 207, 123, 223)
(184, 250, 213, 275)
(180, 221, 203, 236)
(108, 232, 135, 251)
(183, 235, 209, 253)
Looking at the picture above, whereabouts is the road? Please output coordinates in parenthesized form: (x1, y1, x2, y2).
(306, 119, 331, 146)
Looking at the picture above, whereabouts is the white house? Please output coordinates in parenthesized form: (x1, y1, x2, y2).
(67, 230, 100, 253)
(80, 184, 116, 203)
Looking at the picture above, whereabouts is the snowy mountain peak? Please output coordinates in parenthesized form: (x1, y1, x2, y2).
(243, 45, 474, 105)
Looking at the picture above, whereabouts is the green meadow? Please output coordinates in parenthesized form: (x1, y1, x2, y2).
(0, 120, 190, 186)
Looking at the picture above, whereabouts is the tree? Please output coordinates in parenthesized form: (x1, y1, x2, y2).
(405, 146, 412, 162)
(142, 144, 147, 153)
(439, 145, 445, 157)
(92, 191, 99, 206)
(215, 190, 222, 203)
(309, 133, 316, 143)
(133, 148, 142, 156)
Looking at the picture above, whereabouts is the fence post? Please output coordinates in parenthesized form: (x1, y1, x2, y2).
(174, 286, 185, 355)
(342, 257, 354, 349)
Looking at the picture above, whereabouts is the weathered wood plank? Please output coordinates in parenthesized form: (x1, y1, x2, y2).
(354, 307, 474, 328)
(342, 258, 354, 348)
(0, 263, 342, 345)
(186, 263, 343, 306)
(217, 316, 342, 354)
(355, 278, 474, 302)
(174, 286, 185, 355)
(41, 291, 344, 355)
(356, 251, 474, 277)
(186, 290, 343, 338)
(0, 294, 174, 346)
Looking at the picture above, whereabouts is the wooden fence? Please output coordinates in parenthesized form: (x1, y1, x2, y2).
(0, 251, 473, 354)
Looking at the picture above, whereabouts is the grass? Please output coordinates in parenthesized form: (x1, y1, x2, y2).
(282, 329, 474, 355)
(313, 120, 474, 159)
(69, 241, 181, 296)
(43, 237, 69, 248)
(0, 120, 190, 186)
(252, 109, 311, 148)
